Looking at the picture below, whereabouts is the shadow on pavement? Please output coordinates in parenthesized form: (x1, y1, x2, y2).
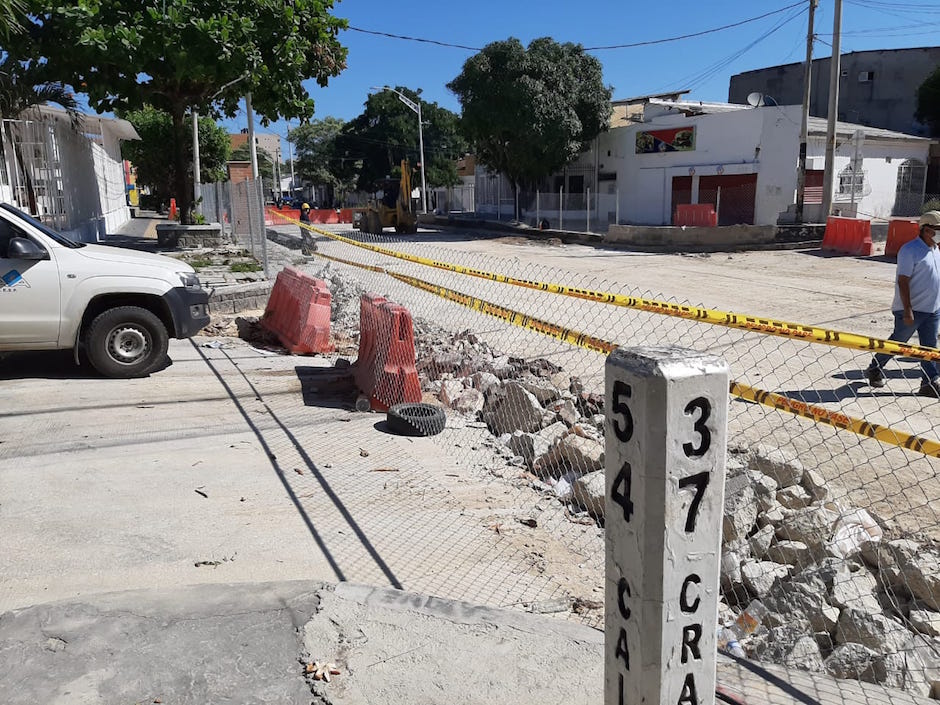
(0, 350, 171, 380)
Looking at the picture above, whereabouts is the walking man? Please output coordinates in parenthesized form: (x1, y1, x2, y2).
(866, 210, 940, 396)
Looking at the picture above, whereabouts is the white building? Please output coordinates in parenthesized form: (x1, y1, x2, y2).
(0, 106, 139, 241)
(590, 99, 932, 226)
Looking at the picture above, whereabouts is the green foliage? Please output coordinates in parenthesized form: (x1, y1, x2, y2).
(335, 88, 467, 192)
(230, 143, 274, 180)
(0, 55, 78, 119)
(290, 117, 358, 204)
(229, 261, 262, 273)
(24, 0, 348, 221)
(121, 106, 230, 205)
(0, 0, 26, 43)
(916, 68, 940, 137)
(922, 199, 940, 214)
(187, 256, 213, 270)
(447, 37, 612, 191)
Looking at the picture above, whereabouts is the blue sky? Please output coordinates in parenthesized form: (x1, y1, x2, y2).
(213, 0, 940, 151)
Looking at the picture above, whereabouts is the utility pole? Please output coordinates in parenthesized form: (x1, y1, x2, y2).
(286, 119, 296, 201)
(821, 0, 843, 221)
(795, 0, 817, 224)
(192, 109, 202, 217)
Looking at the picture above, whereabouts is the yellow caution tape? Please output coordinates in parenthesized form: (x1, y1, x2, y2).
(270, 210, 940, 364)
(314, 246, 940, 460)
(730, 381, 940, 458)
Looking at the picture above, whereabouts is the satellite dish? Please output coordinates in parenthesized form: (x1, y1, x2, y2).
(746, 92, 764, 107)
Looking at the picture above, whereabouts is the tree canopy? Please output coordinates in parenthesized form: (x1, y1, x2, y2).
(335, 88, 466, 192)
(20, 0, 347, 221)
(289, 117, 358, 206)
(916, 67, 940, 137)
(447, 37, 612, 194)
(121, 106, 230, 207)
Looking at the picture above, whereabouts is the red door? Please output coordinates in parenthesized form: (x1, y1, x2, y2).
(699, 174, 757, 226)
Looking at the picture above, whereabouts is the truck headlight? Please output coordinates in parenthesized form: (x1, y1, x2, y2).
(178, 271, 202, 290)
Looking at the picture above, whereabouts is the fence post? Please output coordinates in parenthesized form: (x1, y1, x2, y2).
(587, 187, 591, 233)
(616, 187, 620, 225)
(605, 346, 728, 705)
(560, 187, 564, 231)
(256, 177, 269, 277)
(245, 181, 255, 256)
(716, 186, 722, 224)
(536, 190, 540, 228)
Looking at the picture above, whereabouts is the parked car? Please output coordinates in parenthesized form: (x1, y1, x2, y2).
(0, 204, 211, 377)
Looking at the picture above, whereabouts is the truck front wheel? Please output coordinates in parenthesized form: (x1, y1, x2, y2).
(86, 306, 169, 378)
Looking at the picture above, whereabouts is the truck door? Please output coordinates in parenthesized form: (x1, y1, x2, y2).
(0, 213, 61, 345)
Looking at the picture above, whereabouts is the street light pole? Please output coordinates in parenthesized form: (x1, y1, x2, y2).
(373, 85, 428, 214)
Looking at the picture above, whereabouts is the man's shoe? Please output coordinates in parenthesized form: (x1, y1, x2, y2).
(865, 366, 886, 388)
(918, 379, 940, 398)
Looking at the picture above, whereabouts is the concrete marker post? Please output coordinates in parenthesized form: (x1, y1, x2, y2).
(605, 346, 728, 705)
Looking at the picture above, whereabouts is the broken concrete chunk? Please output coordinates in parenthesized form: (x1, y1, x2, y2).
(486, 382, 546, 436)
(776, 485, 812, 510)
(723, 473, 758, 544)
(765, 540, 813, 568)
(573, 470, 605, 518)
(749, 445, 805, 488)
(741, 560, 790, 598)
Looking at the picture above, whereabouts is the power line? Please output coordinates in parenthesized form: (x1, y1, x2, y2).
(346, 26, 480, 51)
(584, 1, 806, 50)
(346, 2, 810, 55)
(661, 6, 807, 93)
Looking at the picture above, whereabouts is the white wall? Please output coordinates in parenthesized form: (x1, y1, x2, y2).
(94, 126, 131, 237)
(831, 141, 928, 219)
(595, 104, 930, 226)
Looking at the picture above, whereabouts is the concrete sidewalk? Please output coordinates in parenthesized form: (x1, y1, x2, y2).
(1, 581, 933, 705)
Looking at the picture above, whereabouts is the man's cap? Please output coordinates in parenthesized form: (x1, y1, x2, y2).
(302, 203, 310, 210)
(920, 210, 940, 227)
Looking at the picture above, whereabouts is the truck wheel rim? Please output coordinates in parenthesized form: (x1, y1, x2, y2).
(108, 326, 149, 364)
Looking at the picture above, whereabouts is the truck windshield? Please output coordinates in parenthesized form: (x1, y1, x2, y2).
(0, 203, 86, 248)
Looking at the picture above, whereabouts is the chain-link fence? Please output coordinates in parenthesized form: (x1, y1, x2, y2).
(260, 214, 940, 700)
(202, 177, 268, 276)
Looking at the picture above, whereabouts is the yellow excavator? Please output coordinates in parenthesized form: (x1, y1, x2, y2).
(356, 159, 418, 234)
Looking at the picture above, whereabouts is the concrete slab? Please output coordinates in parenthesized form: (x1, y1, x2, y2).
(0, 581, 932, 705)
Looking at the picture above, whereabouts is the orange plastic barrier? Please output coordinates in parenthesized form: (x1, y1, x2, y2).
(885, 218, 920, 257)
(674, 203, 718, 227)
(821, 216, 872, 256)
(353, 294, 421, 411)
(338, 209, 353, 223)
(260, 267, 332, 354)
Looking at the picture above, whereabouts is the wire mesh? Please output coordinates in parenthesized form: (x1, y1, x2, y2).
(253, 214, 940, 699)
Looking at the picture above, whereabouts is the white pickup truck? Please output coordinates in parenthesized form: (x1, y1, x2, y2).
(0, 203, 210, 377)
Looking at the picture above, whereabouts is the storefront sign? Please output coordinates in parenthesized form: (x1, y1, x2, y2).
(635, 126, 695, 154)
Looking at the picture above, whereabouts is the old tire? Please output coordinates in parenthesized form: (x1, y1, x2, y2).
(386, 402, 446, 437)
(85, 306, 169, 378)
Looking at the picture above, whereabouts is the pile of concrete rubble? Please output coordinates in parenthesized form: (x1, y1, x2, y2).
(409, 328, 940, 699)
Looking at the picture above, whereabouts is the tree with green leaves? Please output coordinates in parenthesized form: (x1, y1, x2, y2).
(23, 0, 347, 222)
(121, 106, 230, 209)
(335, 88, 466, 193)
(289, 117, 358, 206)
(447, 37, 612, 215)
(0, 0, 25, 44)
(916, 67, 940, 137)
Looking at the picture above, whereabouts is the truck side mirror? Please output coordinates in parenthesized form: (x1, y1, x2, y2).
(8, 237, 48, 261)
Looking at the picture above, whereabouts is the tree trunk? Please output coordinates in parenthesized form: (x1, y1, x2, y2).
(171, 106, 193, 224)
